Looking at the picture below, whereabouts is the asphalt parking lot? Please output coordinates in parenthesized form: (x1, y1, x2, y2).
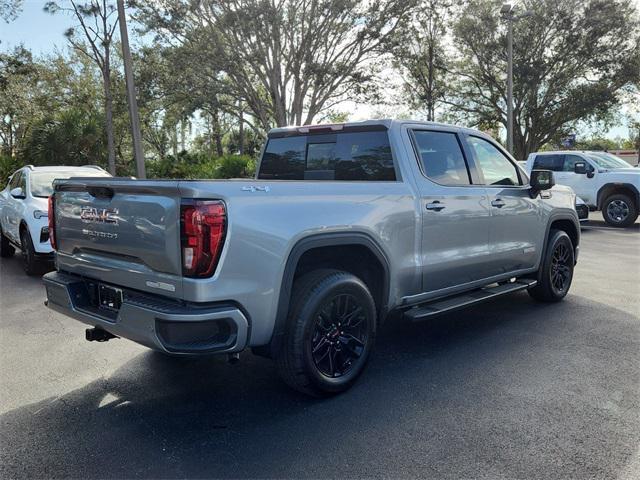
(1, 214, 639, 479)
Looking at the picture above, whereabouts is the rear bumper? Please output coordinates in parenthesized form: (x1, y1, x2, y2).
(43, 271, 249, 354)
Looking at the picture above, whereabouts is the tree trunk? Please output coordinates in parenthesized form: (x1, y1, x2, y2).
(514, 136, 526, 161)
(212, 111, 223, 157)
(7, 117, 14, 157)
(239, 103, 244, 156)
(275, 99, 287, 127)
(180, 120, 186, 152)
(102, 68, 116, 175)
(215, 134, 223, 157)
(427, 43, 434, 122)
(172, 126, 178, 157)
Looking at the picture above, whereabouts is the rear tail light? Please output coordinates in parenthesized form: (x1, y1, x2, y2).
(180, 200, 226, 277)
(48, 195, 57, 250)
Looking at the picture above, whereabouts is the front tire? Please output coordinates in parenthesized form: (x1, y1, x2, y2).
(20, 229, 39, 276)
(602, 193, 638, 228)
(0, 225, 15, 258)
(528, 229, 575, 302)
(276, 269, 377, 397)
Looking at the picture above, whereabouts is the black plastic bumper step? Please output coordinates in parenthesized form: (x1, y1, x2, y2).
(404, 279, 537, 322)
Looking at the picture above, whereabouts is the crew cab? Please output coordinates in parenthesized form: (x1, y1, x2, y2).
(0, 165, 110, 274)
(525, 151, 639, 227)
(43, 120, 580, 396)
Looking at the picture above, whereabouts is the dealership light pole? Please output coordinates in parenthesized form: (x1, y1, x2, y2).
(500, 3, 532, 155)
(117, 0, 146, 179)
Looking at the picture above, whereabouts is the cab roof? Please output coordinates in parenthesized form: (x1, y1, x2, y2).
(24, 165, 106, 172)
(267, 119, 490, 139)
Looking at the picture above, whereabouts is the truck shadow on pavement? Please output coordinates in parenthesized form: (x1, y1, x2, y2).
(581, 219, 640, 233)
(1, 293, 639, 479)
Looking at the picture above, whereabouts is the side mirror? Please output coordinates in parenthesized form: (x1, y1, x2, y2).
(574, 162, 588, 174)
(10, 187, 25, 199)
(575, 161, 595, 177)
(530, 169, 555, 195)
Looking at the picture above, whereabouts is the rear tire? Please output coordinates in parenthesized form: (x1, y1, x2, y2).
(528, 229, 574, 302)
(275, 269, 377, 397)
(20, 228, 39, 276)
(602, 193, 638, 228)
(0, 225, 15, 258)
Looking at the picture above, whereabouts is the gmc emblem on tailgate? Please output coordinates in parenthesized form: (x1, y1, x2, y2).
(80, 207, 119, 225)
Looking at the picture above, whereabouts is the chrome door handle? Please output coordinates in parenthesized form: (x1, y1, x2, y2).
(491, 199, 506, 208)
(426, 201, 445, 211)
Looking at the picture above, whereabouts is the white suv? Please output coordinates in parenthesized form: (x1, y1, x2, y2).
(0, 165, 111, 274)
(525, 151, 639, 227)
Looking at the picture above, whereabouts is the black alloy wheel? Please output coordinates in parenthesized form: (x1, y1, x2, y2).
(310, 293, 369, 378)
(20, 229, 39, 276)
(276, 269, 377, 396)
(528, 229, 574, 302)
(0, 225, 15, 258)
(550, 241, 572, 296)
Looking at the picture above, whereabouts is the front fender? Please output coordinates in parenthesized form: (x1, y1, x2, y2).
(597, 183, 640, 209)
(540, 212, 580, 269)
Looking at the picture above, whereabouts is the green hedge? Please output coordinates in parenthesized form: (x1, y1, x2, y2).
(1, 153, 257, 185)
(0, 155, 22, 185)
(146, 153, 256, 180)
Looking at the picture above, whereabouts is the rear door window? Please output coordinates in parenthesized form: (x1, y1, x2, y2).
(411, 130, 471, 185)
(533, 154, 564, 171)
(258, 131, 396, 181)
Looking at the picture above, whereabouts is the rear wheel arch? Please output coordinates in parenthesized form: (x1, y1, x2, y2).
(255, 232, 391, 359)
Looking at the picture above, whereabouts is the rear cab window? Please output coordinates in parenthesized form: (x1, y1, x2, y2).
(258, 128, 396, 181)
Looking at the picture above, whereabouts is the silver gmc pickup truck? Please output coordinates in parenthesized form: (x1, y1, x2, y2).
(44, 120, 580, 396)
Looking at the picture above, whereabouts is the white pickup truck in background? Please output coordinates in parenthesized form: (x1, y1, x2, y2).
(525, 151, 640, 227)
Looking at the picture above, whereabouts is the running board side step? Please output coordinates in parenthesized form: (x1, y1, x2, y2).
(404, 279, 537, 322)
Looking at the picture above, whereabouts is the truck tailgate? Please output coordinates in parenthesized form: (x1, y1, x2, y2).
(53, 178, 184, 298)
